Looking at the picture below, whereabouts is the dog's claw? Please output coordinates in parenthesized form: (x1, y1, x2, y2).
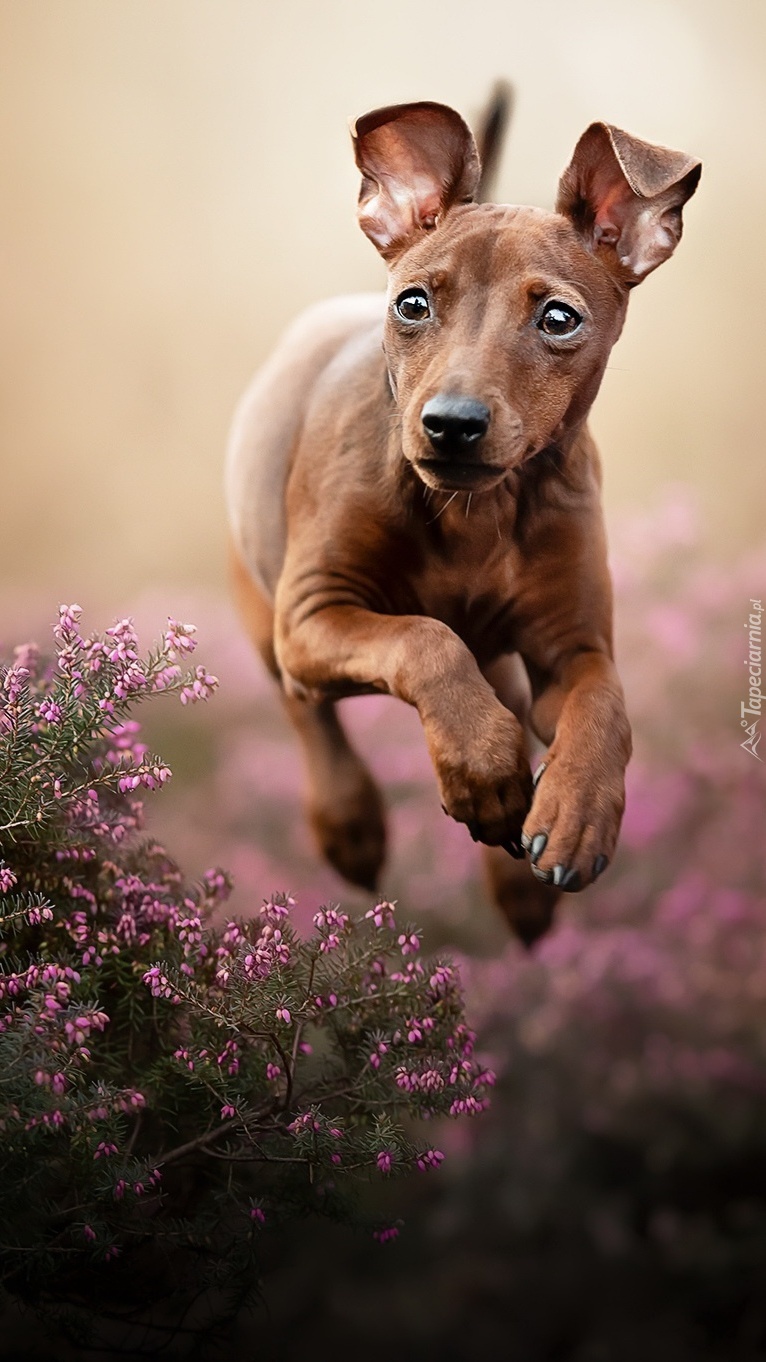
(593, 854, 608, 880)
(530, 832, 548, 864)
(550, 864, 580, 891)
(532, 762, 547, 789)
(531, 863, 554, 884)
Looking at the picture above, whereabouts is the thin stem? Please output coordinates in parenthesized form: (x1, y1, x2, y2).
(157, 1120, 237, 1168)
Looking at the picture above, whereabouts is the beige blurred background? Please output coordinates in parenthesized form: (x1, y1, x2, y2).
(0, 0, 763, 609)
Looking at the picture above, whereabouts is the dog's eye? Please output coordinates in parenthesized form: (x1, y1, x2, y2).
(394, 289, 431, 323)
(538, 301, 582, 337)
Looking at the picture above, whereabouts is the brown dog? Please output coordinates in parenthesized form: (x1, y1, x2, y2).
(226, 101, 700, 943)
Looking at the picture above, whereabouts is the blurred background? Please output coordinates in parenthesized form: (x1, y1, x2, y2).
(1, 0, 764, 601)
(2, 2, 766, 1358)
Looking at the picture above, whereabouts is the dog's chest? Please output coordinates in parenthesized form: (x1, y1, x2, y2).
(408, 527, 519, 657)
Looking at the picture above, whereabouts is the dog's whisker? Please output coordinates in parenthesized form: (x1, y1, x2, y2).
(465, 493, 473, 519)
(428, 491, 459, 524)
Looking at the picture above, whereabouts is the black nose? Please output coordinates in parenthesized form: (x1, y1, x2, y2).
(421, 394, 491, 454)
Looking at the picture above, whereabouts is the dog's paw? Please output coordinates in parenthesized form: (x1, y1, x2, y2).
(482, 845, 560, 947)
(308, 769, 387, 892)
(428, 707, 532, 853)
(520, 751, 624, 891)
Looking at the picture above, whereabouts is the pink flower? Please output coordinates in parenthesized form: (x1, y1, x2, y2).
(429, 965, 453, 993)
(4, 663, 30, 696)
(37, 698, 63, 725)
(261, 893, 294, 921)
(83, 1224, 97, 1242)
(152, 663, 182, 692)
(143, 967, 176, 1000)
(142, 763, 172, 790)
(165, 618, 197, 656)
(112, 663, 148, 700)
(179, 665, 219, 705)
(398, 932, 420, 956)
(373, 1225, 400, 1244)
(104, 617, 139, 663)
(203, 868, 230, 900)
(419, 1069, 445, 1093)
(416, 1148, 445, 1173)
(27, 904, 53, 925)
(216, 1040, 240, 1075)
(377, 1150, 393, 1174)
(314, 906, 349, 931)
(55, 603, 83, 641)
(449, 1095, 489, 1115)
(275, 1007, 291, 1025)
(365, 900, 397, 929)
(221, 1104, 236, 1120)
(65, 1015, 95, 1047)
(250, 1206, 266, 1225)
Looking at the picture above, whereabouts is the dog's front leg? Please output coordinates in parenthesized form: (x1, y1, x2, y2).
(520, 648, 632, 890)
(275, 602, 532, 854)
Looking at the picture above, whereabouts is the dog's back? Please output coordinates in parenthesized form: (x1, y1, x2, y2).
(225, 292, 386, 601)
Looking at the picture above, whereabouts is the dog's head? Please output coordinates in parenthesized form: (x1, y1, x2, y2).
(352, 102, 701, 492)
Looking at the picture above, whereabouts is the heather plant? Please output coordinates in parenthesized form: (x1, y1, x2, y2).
(111, 492, 766, 1358)
(5, 494, 766, 1356)
(0, 606, 492, 1347)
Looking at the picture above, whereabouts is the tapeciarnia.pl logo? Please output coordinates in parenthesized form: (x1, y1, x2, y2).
(741, 598, 764, 761)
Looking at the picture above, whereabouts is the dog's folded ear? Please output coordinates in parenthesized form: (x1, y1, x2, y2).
(351, 102, 480, 262)
(557, 123, 701, 286)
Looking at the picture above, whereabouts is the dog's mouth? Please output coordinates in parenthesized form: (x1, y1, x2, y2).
(414, 457, 507, 492)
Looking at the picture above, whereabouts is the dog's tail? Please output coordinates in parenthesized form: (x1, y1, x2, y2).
(475, 80, 514, 203)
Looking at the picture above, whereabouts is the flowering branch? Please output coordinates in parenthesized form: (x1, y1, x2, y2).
(0, 604, 492, 1336)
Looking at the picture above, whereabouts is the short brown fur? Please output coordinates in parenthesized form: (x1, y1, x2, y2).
(225, 99, 700, 943)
